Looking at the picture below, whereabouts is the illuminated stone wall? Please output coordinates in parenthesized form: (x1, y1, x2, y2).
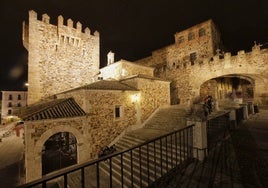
(121, 76, 171, 122)
(56, 89, 140, 156)
(56, 76, 170, 155)
(23, 10, 100, 105)
(135, 20, 268, 105)
(135, 19, 221, 68)
(100, 59, 155, 80)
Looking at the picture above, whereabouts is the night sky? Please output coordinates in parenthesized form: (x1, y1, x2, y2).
(1, 0, 268, 91)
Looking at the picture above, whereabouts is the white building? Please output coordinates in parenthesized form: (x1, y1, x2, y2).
(1, 91, 27, 124)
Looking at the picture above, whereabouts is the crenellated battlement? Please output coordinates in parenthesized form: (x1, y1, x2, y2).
(28, 10, 99, 37)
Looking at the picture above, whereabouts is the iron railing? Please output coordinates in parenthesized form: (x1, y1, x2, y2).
(18, 125, 194, 188)
(206, 112, 230, 150)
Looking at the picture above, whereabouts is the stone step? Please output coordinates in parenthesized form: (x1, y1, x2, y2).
(100, 132, 191, 187)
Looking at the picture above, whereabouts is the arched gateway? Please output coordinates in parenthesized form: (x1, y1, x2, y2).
(42, 132, 77, 175)
(200, 75, 255, 105)
(16, 98, 92, 182)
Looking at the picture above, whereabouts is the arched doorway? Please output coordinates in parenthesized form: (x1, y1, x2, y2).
(42, 132, 77, 175)
(200, 75, 254, 105)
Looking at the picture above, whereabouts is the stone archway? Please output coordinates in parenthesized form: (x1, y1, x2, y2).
(199, 75, 255, 107)
(42, 132, 77, 175)
(25, 121, 91, 183)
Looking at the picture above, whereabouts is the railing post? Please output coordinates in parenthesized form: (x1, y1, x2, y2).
(240, 104, 248, 120)
(186, 119, 207, 161)
(229, 109, 237, 129)
(248, 102, 255, 115)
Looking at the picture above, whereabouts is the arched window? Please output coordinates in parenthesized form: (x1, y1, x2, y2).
(8, 94, 12, 100)
(8, 102, 12, 107)
(188, 32, 195, 41)
(18, 94, 21, 100)
(199, 28, 206, 37)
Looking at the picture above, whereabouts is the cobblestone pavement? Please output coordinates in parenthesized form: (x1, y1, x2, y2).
(153, 107, 268, 188)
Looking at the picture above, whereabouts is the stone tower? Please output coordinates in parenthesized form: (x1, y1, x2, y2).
(22, 10, 100, 104)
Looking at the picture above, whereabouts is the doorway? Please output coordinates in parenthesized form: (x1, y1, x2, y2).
(42, 132, 77, 175)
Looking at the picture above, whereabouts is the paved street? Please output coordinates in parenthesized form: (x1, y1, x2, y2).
(0, 123, 24, 188)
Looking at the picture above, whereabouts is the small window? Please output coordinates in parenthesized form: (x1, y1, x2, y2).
(61, 35, 64, 43)
(8, 109, 12, 115)
(115, 106, 121, 118)
(178, 36, 184, 44)
(190, 52, 197, 65)
(8, 102, 12, 107)
(9, 94, 12, 100)
(17, 103, 21, 107)
(188, 32, 195, 41)
(199, 28, 206, 37)
(18, 94, 21, 100)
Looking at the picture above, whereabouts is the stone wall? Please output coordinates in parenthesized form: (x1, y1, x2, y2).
(56, 89, 140, 157)
(100, 59, 154, 80)
(24, 116, 90, 182)
(136, 19, 220, 68)
(135, 19, 268, 105)
(134, 20, 221, 105)
(23, 10, 100, 104)
(122, 76, 170, 122)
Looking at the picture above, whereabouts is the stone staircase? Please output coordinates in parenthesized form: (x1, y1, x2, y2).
(99, 134, 190, 187)
(98, 105, 192, 187)
(143, 105, 191, 132)
(58, 105, 192, 188)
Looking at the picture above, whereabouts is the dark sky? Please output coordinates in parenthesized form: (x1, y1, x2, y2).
(1, 0, 268, 91)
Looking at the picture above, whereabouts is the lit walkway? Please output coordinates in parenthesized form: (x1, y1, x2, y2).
(154, 106, 268, 188)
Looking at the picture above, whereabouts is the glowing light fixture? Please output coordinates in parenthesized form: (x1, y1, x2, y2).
(131, 94, 140, 103)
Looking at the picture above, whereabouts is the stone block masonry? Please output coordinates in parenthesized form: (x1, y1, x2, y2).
(23, 10, 100, 105)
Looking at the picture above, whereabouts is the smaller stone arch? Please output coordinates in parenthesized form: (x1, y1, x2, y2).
(42, 132, 78, 175)
(26, 123, 90, 182)
(35, 125, 84, 161)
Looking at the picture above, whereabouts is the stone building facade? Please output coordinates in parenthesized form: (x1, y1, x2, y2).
(135, 20, 268, 106)
(1, 91, 27, 124)
(56, 78, 170, 158)
(23, 10, 100, 105)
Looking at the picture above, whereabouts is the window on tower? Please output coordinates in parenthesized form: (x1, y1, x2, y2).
(190, 52, 197, 65)
(178, 36, 184, 44)
(199, 28, 206, 37)
(188, 32, 195, 41)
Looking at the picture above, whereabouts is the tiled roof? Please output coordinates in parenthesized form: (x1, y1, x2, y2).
(70, 80, 138, 91)
(15, 98, 86, 121)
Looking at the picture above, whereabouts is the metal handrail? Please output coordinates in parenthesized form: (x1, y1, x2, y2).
(18, 125, 194, 188)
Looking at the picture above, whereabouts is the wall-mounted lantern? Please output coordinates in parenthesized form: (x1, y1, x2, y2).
(131, 94, 140, 104)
